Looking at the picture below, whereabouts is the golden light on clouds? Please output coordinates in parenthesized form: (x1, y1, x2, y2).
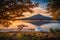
(32, 7, 51, 17)
(16, 7, 51, 19)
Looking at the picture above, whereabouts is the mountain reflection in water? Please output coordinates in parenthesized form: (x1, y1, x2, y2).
(0, 20, 60, 32)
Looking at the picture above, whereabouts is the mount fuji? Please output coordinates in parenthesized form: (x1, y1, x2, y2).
(20, 14, 52, 20)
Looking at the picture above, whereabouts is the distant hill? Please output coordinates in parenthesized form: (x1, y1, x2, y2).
(19, 14, 52, 20)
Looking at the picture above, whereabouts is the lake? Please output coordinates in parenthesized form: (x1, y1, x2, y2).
(0, 20, 60, 32)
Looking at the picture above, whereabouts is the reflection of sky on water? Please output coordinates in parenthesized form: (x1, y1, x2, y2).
(0, 20, 36, 30)
(0, 20, 60, 32)
(40, 23, 60, 32)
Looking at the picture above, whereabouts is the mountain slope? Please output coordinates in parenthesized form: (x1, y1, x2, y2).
(20, 14, 52, 20)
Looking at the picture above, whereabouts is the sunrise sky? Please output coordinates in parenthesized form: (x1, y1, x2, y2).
(16, 0, 51, 19)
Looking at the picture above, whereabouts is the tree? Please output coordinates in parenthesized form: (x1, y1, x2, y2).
(0, 0, 38, 27)
(47, 0, 60, 20)
(50, 28, 60, 33)
(54, 28, 60, 33)
(17, 24, 28, 30)
(50, 28, 54, 33)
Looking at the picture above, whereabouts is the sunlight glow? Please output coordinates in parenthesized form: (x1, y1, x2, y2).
(16, 7, 51, 19)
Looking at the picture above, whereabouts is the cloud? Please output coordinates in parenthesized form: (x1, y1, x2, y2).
(16, 6, 51, 19)
(31, 7, 51, 17)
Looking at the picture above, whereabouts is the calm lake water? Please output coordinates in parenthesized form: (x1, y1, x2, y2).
(0, 20, 60, 32)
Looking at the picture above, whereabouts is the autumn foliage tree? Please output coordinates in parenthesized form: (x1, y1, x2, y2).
(47, 0, 60, 20)
(0, 0, 38, 27)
